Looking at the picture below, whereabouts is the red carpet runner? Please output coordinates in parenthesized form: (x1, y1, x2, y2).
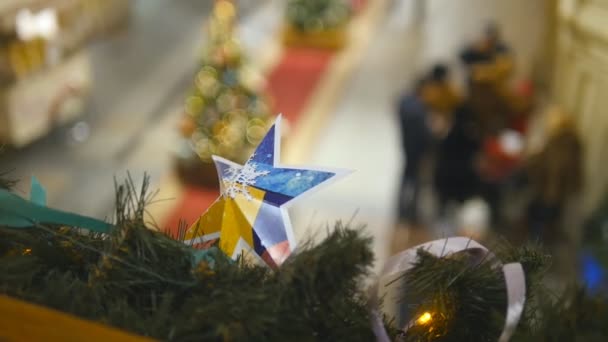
(266, 48, 334, 126)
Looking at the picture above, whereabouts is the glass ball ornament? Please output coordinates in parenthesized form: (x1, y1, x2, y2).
(185, 96, 204, 116)
(196, 71, 220, 98)
(193, 137, 212, 161)
(217, 91, 237, 112)
(246, 118, 268, 145)
(179, 115, 197, 137)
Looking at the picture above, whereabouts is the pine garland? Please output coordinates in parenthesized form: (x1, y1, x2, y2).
(393, 244, 551, 342)
(1, 174, 608, 340)
(513, 287, 608, 341)
(0, 176, 379, 341)
(398, 249, 508, 341)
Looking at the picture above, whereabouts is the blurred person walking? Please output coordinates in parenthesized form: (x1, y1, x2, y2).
(434, 91, 483, 220)
(396, 78, 432, 227)
(460, 23, 512, 87)
(434, 105, 482, 218)
(522, 109, 584, 282)
(460, 23, 514, 137)
(476, 81, 535, 227)
(524, 109, 583, 242)
(396, 65, 455, 227)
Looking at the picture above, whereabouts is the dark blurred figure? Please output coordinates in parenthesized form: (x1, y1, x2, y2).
(396, 65, 454, 225)
(396, 79, 431, 225)
(507, 80, 535, 135)
(461, 23, 514, 136)
(434, 94, 483, 218)
(477, 80, 534, 227)
(460, 23, 512, 85)
(524, 110, 583, 241)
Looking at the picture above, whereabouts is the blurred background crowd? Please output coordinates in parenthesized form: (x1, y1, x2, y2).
(1, 0, 607, 290)
(394, 25, 584, 282)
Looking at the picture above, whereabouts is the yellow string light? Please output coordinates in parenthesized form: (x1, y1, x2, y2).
(416, 312, 433, 325)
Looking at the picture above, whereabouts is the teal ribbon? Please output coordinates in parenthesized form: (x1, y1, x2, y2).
(0, 176, 112, 233)
(191, 247, 234, 269)
(191, 247, 220, 268)
(29, 176, 46, 206)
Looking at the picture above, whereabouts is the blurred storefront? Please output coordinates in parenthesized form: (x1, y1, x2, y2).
(552, 0, 608, 213)
(0, 0, 129, 146)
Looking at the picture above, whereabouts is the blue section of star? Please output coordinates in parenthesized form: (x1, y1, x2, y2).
(253, 166, 335, 198)
(262, 190, 292, 207)
(220, 119, 336, 200)
(248, 125, 275, 166)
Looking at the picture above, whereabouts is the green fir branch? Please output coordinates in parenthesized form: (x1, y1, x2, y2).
(1, 172, 607, 341)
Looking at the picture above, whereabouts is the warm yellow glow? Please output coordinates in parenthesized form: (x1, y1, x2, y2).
(214, 1, 236, 21)
(416, 312, 433, 325)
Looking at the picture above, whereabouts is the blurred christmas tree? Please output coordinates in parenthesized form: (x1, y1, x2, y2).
(286, 0, 351, 33)
(179, 0, 273, 167)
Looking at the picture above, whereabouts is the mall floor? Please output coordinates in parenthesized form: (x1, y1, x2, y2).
(2, 0, 546, 270)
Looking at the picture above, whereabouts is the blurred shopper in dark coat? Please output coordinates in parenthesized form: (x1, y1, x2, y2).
(460, 23, 512, 86)
(397, 79, 432, 224)
(461, 23, 514, 137)
(397, 65, 454, 225)
(434, 100, 482, 216)
(525, 110, 583, 241)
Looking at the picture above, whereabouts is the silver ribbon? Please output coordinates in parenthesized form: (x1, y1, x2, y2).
(370, 237, 526, 342)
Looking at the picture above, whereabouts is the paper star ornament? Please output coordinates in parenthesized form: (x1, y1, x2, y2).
(184, 115, 349, 267)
